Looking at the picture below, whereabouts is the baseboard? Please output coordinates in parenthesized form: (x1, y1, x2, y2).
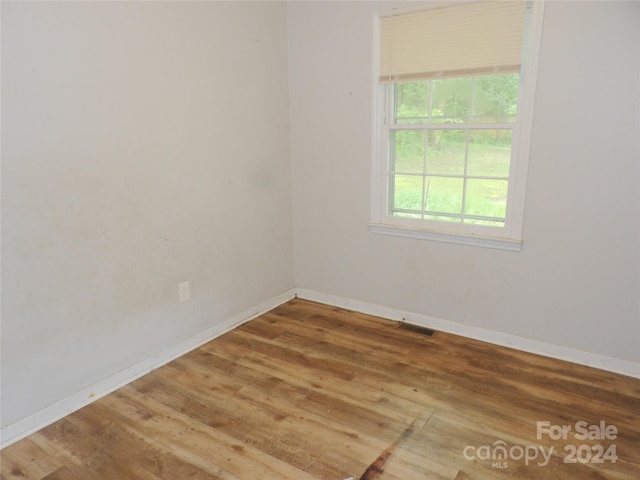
(295, 288, 640, 380)
(3, 287, 637, 449)
(0, 289, 296, 449)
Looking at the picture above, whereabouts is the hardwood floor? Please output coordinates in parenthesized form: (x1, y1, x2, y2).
(2, 298, 639, 479)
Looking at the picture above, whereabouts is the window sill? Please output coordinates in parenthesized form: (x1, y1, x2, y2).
(368, 223, 522, 252)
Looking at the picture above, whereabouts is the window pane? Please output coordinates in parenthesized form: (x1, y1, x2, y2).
(431, 78, 471, 123)
(467, 129, 512, 177)
(426, 130, 466, 175)
(425, 214, 461, 223)
(465, 179, 508, 219)
(392, 174, 423, 212)
(395, 82, 429, 123)
(392, 130, 425, 173)
(463, 219, 505, 227)
(473, 74, 519, 122)
(395, 212, 422, 219)
(425, 176, 463, 215)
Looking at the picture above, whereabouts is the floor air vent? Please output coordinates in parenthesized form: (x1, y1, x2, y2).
(398, 323, 436, 337)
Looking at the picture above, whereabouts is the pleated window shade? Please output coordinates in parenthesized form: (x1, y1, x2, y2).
(379, 1, 527, 83)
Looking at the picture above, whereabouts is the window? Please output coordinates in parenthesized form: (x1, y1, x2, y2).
(371, 1, 545, 251)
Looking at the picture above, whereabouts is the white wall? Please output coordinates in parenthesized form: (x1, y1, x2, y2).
(1, 1, 293, 431)
(2, 0, 639, 446)
(288, 1, 640, 367)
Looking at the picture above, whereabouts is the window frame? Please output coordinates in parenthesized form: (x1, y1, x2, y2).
(370, 1, 545, 252)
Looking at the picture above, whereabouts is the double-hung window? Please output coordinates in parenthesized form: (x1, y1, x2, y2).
(371, 1, 544, 250)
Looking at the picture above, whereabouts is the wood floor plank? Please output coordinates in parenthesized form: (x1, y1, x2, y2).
(206, 335, 426, 419)
(158, 372, 368, 478)
(174, 342, 421, 441)
(2, 298, 638, 479)
(0, 439, 62, 480)
(101, 388, 318, 480)
(140, 360, 389, 478)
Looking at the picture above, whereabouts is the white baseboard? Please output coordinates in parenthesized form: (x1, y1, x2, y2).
(295, 288, 640, 380)
(3, 287, 637, 449)
(0, 289, 296, 449)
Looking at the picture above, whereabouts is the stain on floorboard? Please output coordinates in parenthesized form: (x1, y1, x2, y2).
(358, 418, 419, 480)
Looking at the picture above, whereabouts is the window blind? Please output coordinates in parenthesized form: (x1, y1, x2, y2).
(379, 1, 527, 83)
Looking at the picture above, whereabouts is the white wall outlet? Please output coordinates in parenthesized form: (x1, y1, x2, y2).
(178, 281, 190, 303)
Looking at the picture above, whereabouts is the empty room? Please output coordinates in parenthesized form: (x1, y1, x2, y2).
(1, 1, 639, 479)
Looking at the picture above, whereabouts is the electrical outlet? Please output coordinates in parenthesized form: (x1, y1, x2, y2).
(178, 281, 190, 303)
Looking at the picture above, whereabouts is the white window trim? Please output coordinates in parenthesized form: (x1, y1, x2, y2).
(370, 1, 545, 252)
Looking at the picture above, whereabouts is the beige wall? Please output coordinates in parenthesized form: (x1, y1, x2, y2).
(288, 1, 640, 364)
(2, 0, 639, 444)
(1, 1, 294, 429)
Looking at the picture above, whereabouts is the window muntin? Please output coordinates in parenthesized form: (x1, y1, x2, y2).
(387, 74, 518, 227)
(372, 1, 544, 249)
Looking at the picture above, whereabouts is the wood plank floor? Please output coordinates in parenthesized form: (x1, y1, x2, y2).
(2, 298, 639, 479)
